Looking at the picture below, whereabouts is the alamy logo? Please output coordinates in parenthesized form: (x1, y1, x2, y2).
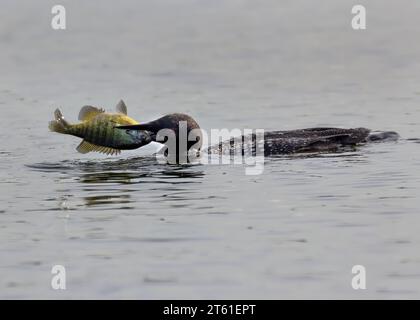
(51, 5, 66, 30)
(51, 265, 66, 290)
(351, 265, 366, 290)
(153, 123, 265, 175)
(351, 5, 366, 30)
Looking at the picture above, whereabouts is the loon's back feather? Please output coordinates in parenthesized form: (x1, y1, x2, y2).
(208, 127, 371, 156)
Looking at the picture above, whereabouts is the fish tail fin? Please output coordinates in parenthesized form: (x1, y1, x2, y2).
(49, 108, 71, 134)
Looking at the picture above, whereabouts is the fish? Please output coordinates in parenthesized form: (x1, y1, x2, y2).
(48, 100, 152, 155)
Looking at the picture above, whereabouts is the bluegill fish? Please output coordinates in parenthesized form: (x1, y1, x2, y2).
(48, 100, 152, 155)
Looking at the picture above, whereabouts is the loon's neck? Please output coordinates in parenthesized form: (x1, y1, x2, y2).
(118, 113, 203, 163)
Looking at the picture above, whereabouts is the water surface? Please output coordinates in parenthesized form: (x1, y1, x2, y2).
(1, 0, 420, 298)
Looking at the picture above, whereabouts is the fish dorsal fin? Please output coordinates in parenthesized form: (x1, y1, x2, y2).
(76, 140, 121, 155)
(115, 99, 128, 115)
(78, 106, 105, 121)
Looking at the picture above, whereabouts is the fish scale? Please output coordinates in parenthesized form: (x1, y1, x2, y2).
(86, 121, 94, 143)
(93, 118, 102, 145)
(106, 120, 114, 147)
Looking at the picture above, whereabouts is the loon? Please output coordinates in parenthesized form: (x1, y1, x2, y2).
(117, 113, 399, 161)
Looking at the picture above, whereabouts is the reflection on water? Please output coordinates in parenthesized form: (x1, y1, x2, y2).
(26, 150, 374, 213)
(27, 156, 205, 210)
(27, 156, 204, 178)
(84, 194, 131, 207)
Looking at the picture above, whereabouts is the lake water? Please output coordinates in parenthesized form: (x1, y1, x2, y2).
(1, 0, 420, 299)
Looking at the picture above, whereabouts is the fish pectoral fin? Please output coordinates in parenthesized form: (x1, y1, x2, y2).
(95, 145, 121, 156)
(115, 99, 128, 115)
(76, 140, 121, 155)
(78, 106, 105, 121)
(76, 140, 92, 154)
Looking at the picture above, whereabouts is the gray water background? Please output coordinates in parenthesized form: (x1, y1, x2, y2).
(1, 0, 420, 298)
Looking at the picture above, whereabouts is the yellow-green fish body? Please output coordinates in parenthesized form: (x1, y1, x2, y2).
(49, 100, 152, 155)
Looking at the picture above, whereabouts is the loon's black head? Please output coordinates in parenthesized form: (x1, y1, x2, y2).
(117, 113, 202, 163)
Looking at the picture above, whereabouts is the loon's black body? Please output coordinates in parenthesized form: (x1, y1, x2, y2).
(117, 113, 398, 159)
(208, 127, 371, 156)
